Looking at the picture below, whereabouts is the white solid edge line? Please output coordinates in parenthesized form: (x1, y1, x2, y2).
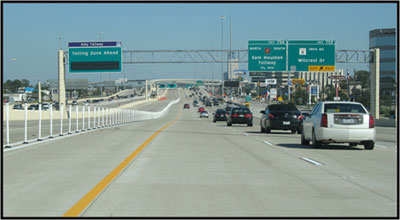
(301, 157, 324, 166)
(263, 141, 273, 145)
(375, 145, 387, 148)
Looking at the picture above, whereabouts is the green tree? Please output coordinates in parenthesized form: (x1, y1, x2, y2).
(292, 87, 307, 105)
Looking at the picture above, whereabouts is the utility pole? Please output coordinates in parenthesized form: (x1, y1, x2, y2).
(220, 15, 225, 97)
(99, 32, 103, 97)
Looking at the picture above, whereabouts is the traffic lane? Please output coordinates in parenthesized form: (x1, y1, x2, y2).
(129, 89, 179, 112)
(82, 95, 395, 217)
(213, 118, 397, 204)
(3, 90, 184, 217)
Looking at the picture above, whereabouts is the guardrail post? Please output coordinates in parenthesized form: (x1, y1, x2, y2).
(94, 106, 97, 128)
(102, 107, 105, 127)
(5, 103, 11, 148)
(59, 103, 64, 136)
(98, 106, 101, 128)
(82, 104, 85, 131)
(38, 103, 42, 141)
(106, 107, 108, 127)
(68, 105, 72, 134)
(88, 105, 91, 130)
(49, 104, 53, 138)
(76, 105, 79, 133)
(23, 103, 28, 144)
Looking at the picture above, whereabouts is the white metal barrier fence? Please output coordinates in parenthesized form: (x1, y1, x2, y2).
(3, 98, 180, 148)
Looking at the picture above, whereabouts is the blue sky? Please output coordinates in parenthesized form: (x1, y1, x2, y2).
(3, 2, 397, 85)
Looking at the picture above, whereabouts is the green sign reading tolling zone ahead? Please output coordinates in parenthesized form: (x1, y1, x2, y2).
(68, 41, 122, 73)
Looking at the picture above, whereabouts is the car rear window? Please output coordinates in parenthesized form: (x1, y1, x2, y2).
(324, 103, 366, 113)
(269, 104, 298, 111)
(232, 108, 250, 113)
(216, 109, 226, 113)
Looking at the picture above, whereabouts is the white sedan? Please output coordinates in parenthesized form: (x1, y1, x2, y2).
(200, 111, 209, 118)
(301, 101, 376, 150)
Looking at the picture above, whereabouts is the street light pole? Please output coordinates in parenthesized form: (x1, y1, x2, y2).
(220, 15, 225, 97)
(229, 4, 232, 81)
(99, 32, 103, 97)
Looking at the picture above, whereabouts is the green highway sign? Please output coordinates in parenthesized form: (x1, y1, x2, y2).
(248, 40, 335, 72)
(288, 40, 335, 71)
(248, 40, 287, 71)
(68, 41, 121, 73)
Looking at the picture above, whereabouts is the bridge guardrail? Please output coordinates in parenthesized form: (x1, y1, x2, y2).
(3, 97, 181, 149)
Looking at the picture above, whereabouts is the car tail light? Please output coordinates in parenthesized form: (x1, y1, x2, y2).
(321, 114, 328, 128)
(245, 114, 252, 118)
(232, 114, 239, 117)
(297, 115, 304, 120)
(268, 113, 275, 119)
(369, 114, 375, 128)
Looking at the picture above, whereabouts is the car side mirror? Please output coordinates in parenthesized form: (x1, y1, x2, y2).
(260, 110, 266, 114)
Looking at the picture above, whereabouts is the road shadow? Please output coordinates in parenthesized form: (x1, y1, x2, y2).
(277, 143, 364, 151)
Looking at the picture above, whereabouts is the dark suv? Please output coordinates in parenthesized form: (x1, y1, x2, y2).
(213, 109, 227, 122)
(260, 104, 303, 134)
(227, 107, 253, 127)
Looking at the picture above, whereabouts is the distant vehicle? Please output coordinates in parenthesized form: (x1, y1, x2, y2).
(213, 100, 219, 106)
(41, 103, 50, 110)
(198, 107, 205, 112)
(28, 104, 39, 110)
(260, 104, 303, 134)
(301, 101, 375, 150)
(183, 103, 190, 109)
(205, 101, 212, 107)
(213, 109, 227, 123)
(193, 101, 199, 107)
(225, 105, 232, 113)
(227, 107, 253, 127)
(13, 104, 23, 110)
(71, 100, 78, 105)
(200, 111, 209, 118)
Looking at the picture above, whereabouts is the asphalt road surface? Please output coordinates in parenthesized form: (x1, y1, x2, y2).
(3, 88, 398, 217)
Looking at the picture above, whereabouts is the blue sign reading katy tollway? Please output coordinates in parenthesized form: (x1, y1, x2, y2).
(68, 41, 121, 47)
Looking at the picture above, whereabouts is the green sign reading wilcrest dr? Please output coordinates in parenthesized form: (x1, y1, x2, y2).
(68, 41, 121, 73)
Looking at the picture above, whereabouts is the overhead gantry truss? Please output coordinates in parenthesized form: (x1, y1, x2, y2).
(122, 49, 248, 64)
(65, 49, 373, 64)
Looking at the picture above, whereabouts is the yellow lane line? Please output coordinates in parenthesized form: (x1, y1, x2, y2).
(63, 116, 179, 217)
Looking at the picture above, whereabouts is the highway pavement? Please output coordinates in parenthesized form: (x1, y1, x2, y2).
(3, 88, 398, 217)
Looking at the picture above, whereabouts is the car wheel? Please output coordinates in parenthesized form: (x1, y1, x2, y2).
(266, 126, 271, 133)
(312, 130, 321, 148)
(213, 120, 216, 123)
(291, 130, 296, 134)
(248, 123, 253, 127)
(364, 141, 374, 150)
(349, 143, 357, 147)
(301, 132, 310, 146)
(227, 122, 232, 126)
(297, 128, 302, 134)
(261, 126, 265, 133)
